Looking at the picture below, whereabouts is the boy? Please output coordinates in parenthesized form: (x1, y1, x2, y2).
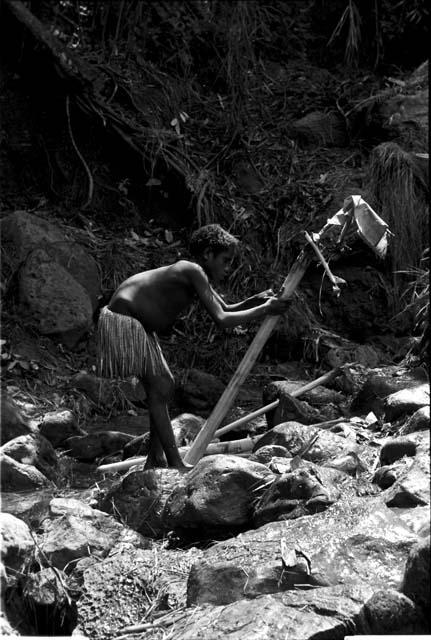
(97, 224, 289, 469)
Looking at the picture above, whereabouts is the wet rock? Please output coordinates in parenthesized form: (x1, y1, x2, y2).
(249, 445, 291, 465)
(355, 589, 427, 635)
(122, 433, 150, 459)
(407, 429, 430, 476)
(100, 468, 182, 537)
(383, 462, 429, 507)
(0, 395, 32, 444)
(393, 506, 430, 537)
(163, 455, 274, 532)
(401, 535, 430, 613)
(38, 409, 83, 448)
(19, 247, 93, 346)
(1, 433, 58, 481)
(384, 383, 429, 421)
(324, 450, 367, 476)
(177, 368, 224, 414)
(380, 436, 417, 465)
(38, 500, 147, 570)
(0, 513, 35, 574)
(22, 567, 78, 636)
(64, 430, 133, 461)
(0, 452, 53, 490)
(253, 422, 347, 464)
(373, 465, 399, 489)
(399, 405, 430, 435)
(350, 365, 428, 415)
(172, 413, 205, 446)
(1, 491, 54, 529)
(253, 460, 342, 526)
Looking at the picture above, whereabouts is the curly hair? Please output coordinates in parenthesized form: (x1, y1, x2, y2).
(189, 224, 239, 258)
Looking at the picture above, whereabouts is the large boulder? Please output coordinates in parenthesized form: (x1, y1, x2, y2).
(19, 247, 93, 346)
(163, 455, 274, 532)
(354, 589, 427, 635)
(0, 433, 58, 481)
(0, 452, 53, 490)
(99, 468, 183, 537)
(0, 513, 35, 574)
(0, 395, 32, 444)
(263, 381, 344, 427)
(400, 535, 430, 614)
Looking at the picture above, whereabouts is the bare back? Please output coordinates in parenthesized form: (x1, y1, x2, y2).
(109, 260, 205, 333)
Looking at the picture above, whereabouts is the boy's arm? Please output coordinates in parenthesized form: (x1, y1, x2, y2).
(187, 264, 288, 328)
(211, 287, 274, 312)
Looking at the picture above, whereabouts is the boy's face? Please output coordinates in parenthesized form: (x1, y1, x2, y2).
(202, 248, 234, 284)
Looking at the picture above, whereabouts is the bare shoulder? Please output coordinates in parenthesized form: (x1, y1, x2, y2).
(174, 260, 208, 282)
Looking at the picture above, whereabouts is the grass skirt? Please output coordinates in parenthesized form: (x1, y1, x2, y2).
(97, 306, 169, 379)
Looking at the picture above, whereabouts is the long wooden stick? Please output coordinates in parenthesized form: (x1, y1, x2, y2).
(184, 249, 312, 465)
(213, 367, 340, 438)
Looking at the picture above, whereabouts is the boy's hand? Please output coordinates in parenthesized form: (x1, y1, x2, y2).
(265, 296, 291, 315)
(250, 289, 274, 303)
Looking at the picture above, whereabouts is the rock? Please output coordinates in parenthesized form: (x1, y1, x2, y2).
(38, 409, 83, 447)
(399, 405, 430, 435)
(63, 430, 133, 461)
(100, 468, 183, 537)
(0, 452, 53, 490)
(122, 433, 150, 459)
(38, 501, 147, 570)
(380, 436, 417, 465)
(355, 589, 427, 635)
(401, 535, 430, 613)
(22, 567, 78, 636)
(263, 381, 344, 428)
(407, 430, 430, 476)
(177, 368, 224, 414)
(19, 247, 93, 346)
(384, 383, 429, 421)
(373, 465, 399, 489)
(249, 445, 291, 465)
(163, 455, 274, 532)
(0, 513, 35, 573)
(0, 395, 32, 444)
(172, 413, 205, 446)
(1, 491, 54, 529)
(0, 433, 58, 481)
(253, 460, 343, 526)
(350, 365, 428, 415)
(383, 462, 429, 507)
(71, 372, 146, 407)
(253, 422, 347, 464)
(393, 506, 431, 537)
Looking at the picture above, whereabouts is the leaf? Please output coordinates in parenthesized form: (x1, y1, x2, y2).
(164, 230, 174, 243)
(130, 230, 140, 241)
(280, 538, 297, 568)
(146, 178, 162, 186)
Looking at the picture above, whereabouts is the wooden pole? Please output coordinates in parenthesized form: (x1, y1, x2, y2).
(213, 367, 340, 438)
(184, 249, 312, 465)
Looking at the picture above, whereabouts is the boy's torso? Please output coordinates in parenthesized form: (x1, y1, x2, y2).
(109, 261, 198, 333)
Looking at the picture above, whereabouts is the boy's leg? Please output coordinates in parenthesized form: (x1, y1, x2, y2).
(142, 371, 191, 469)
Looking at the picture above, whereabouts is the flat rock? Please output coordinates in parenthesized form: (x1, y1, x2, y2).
(1, 491, 54, 529)
(0, 513, 35, 573)
(0, 452, 53, 490)
(38, 409, 84, 448)
(1, 433, 58, 481)
(100, 468, 183, 537)
(163, 455, 274, 532)
(384, 383, 429, 421)
(63, 430, 133, 461)
(249, 445, 291, 465)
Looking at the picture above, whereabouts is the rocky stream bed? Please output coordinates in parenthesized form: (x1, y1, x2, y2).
(1, 358, 430, 639)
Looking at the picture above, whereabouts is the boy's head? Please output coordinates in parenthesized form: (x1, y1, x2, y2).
(189, 224, 239, 284)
